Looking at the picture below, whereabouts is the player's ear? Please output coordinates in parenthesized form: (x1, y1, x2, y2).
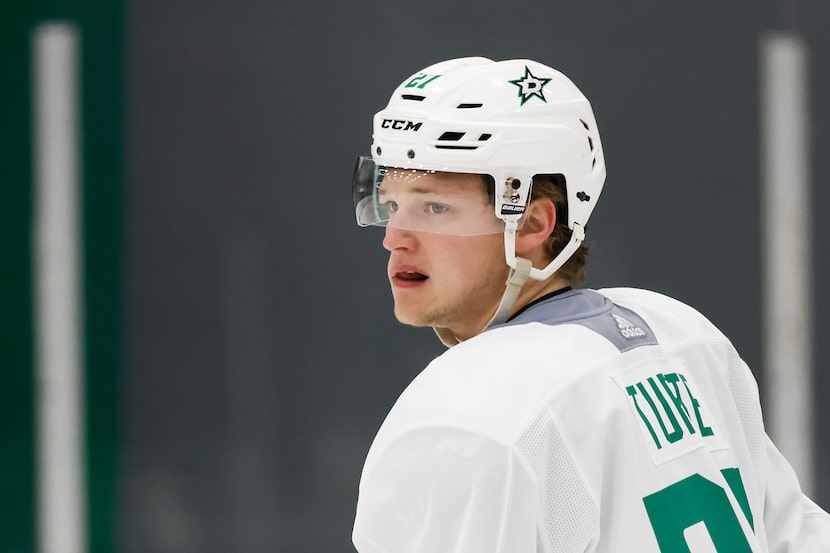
(515, 197, 556, 255)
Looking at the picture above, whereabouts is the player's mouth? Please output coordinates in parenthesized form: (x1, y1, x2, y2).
(390, 266, 429, 288)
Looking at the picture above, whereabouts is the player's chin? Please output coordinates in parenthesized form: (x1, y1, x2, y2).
(392, 303, 434, 328)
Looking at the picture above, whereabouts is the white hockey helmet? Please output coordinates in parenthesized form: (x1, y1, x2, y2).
(353, 57, 606, 284)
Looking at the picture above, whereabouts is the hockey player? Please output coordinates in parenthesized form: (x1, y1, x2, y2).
(351, 57, 830, 552)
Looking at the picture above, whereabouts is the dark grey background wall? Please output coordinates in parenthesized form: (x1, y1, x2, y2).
(122, 2, 830, 552)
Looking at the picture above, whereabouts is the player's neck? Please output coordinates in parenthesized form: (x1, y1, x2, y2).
(511, 275, 571, 319)
(446, 275, 571, 343)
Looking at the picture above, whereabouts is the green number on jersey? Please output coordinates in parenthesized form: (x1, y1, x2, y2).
(643, 469, 753, 552)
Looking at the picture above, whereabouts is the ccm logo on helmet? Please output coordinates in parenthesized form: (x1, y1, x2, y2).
(381, 119, 422, 132)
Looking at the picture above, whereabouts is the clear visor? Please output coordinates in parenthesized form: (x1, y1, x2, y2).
(352, 156, 505, 236)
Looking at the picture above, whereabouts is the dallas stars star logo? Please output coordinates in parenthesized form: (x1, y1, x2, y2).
(508, 66, 552, 105)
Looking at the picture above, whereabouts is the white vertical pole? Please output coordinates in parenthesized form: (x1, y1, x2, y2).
(760, 33, 813, 493)
(33, 22, 87, 553)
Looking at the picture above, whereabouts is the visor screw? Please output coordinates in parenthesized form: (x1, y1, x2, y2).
(407, 149, 415, 159)
(376, 146, 382, 156)
(511, 179, 521, 189)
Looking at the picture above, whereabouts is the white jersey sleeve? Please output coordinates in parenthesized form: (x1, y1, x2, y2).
(353, 319, 605, 553)
(352, 428, 537, 553)
(762, 436, 830, 551)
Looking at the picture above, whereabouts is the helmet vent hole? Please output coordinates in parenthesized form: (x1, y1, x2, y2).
(457, 103, 483, 109)
(587, 136, 594, 152)
(580, 119, 590, 130)
(401, 94, 426, 101)
(438, 131, 465, 142)
(478, 133, 492, 141)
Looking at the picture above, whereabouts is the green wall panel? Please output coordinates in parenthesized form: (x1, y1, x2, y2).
(0, 2, 36, 551)
(0, 1, 122, 551)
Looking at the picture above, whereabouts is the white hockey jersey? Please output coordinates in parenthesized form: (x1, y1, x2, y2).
(353, 288, 830, 552)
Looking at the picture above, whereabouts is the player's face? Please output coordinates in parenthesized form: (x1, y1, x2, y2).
(381, 171, 509, 339)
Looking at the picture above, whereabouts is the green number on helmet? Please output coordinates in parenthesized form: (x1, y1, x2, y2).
(643, 469, 753, 552)
(405, 73, 441, 89)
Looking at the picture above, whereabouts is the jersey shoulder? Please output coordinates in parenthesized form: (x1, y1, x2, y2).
(372, 310, 623, 451)
(597, 287, 728, 346)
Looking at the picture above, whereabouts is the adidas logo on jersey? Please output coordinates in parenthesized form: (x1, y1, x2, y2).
(612, 313, 647, 339)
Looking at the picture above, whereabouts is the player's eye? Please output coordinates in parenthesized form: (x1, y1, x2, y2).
(383, 200, 399, 213)
(426, 203, 448, 215)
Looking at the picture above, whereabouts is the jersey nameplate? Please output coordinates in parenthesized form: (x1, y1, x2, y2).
(613, 361, 725, 465)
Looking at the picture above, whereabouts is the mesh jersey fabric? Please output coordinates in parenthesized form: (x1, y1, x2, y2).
(352, 288, 830, 552)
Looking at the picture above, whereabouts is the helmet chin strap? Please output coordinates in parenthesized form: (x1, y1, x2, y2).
(433, 221, 585, 347)
(487, 221, 532, 326)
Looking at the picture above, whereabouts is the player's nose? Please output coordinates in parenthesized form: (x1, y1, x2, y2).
(382, 224, 417, 252)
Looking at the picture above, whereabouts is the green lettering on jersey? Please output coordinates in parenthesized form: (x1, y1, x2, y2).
(635, 382, 665, 447)
(643, 471, 753, 552)
(624, 371, 715, 451)
(658, 373, 696, 434)
(627, 385, 662, 449)
(647, 377, 684, 444)
(679, 374, 714, 437)
(722, 467, 754, 530)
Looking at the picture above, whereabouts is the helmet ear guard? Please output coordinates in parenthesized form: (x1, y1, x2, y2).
(492, 171, 586, 281)
(495, 175, 532, 221)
